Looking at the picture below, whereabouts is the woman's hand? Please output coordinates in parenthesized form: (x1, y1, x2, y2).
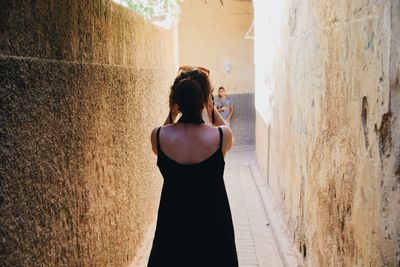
(163, 103, 180, 125)
(170, 103, 179, 118)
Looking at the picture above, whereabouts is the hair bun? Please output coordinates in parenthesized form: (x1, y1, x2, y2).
(171, 78, 203, 113)
(169, 69, 212, 123)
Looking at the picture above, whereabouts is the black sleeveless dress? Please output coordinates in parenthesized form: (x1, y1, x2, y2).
(147, 127, 238, 267)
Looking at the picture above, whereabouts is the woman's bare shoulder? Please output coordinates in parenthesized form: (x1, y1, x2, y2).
(150, 128, 156, 154)
(216, 125, 233, 136)
(218, 126, 233, 152)
(150, 126, 162, 155)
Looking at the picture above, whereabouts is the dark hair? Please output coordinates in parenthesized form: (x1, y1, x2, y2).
(218, 86, 225, 97)
(169, 69, 212, 124)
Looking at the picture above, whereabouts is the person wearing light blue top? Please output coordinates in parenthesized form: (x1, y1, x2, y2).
(215, 86, 234, 128)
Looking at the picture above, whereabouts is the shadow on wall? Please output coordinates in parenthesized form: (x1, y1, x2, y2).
(227, 93, 255, 146)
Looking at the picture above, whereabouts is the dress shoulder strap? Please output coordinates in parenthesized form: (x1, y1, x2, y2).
(218, 127, 223, 150)
(156, 127, 162, 153)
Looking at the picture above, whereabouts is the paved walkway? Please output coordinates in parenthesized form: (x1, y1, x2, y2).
(130, 145, 302, 267)
(224, 146, 283, 267)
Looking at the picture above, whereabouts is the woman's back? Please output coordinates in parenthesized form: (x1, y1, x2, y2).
(148, 123, 238, 267)
(151, 123, 232, 165)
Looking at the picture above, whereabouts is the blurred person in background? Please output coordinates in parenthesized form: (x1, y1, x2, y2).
(215, 86, 234, 128)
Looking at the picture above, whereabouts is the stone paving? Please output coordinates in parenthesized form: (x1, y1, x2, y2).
(224, 146, 283, 267)
(130, 145, 302, 267)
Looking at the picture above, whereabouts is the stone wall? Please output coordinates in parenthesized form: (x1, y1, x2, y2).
(254, 0, 399, 266)
(179, 0, 254, 94)
(0, 1, 176, 266)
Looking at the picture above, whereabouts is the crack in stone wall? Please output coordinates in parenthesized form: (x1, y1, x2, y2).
(255, 0, 400, 265)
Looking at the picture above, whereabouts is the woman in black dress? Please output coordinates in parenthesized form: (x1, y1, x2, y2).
(148, 66, 238, 267)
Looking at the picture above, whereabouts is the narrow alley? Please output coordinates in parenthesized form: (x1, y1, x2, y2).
(1, 0, 399, 267)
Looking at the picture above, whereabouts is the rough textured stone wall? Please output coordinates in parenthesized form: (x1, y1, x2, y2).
(0, 1, 176, 266)
(254, 0, 399, 266)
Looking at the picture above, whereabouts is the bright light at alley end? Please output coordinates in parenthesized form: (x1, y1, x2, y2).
(253, 0, 284, 125)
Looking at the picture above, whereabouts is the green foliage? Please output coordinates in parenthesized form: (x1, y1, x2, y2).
(121, 0, 182, 20)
